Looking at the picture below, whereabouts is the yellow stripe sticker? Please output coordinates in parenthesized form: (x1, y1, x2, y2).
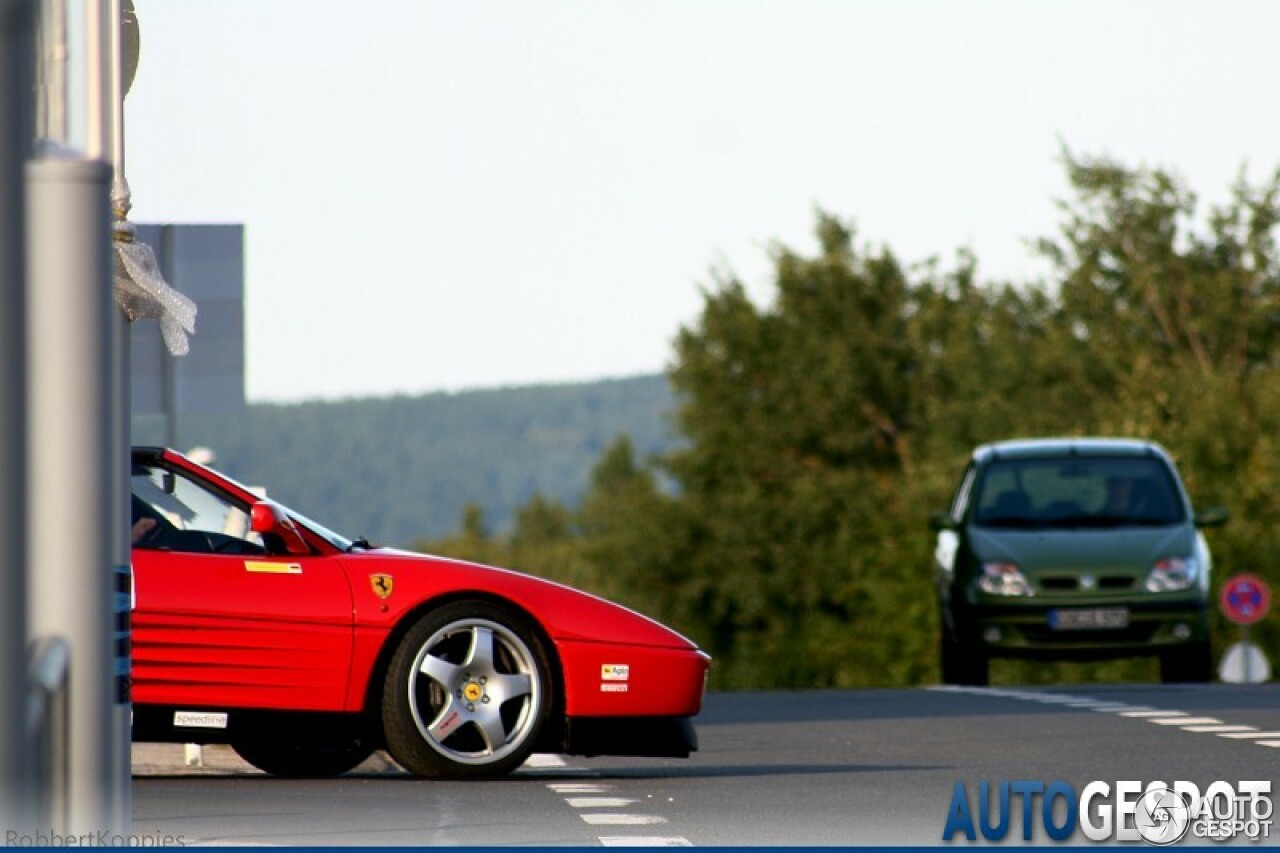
(244, 561, 302, 574)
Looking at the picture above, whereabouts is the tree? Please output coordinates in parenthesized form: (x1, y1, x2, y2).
(653, 214, 939, 686)
(415, 502, 500, 566)
(1034, 154, 1280, 672)
(425, 154, 1280, 689)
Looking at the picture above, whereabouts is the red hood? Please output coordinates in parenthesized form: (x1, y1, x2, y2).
(347, 547, 699, 651)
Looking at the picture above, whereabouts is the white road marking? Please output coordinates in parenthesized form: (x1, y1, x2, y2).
(1182, 725, 1257, 733)
(924, 685, 1278, 751)
(599, 837, 693, 847)
(539, 759, 691, 845)
(1150, 717, 1222, 726)
(580, 814, 669, 826)
(566, 797, 638, 809)
(549, 782, 613, 794)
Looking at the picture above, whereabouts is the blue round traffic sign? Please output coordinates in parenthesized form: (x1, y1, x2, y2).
(1220, 574, 1271, 625)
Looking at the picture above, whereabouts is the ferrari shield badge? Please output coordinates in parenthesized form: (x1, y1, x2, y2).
(369, 573, 394, 600)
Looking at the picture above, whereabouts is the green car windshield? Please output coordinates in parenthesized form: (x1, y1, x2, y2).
(973, 456, 1185, 529)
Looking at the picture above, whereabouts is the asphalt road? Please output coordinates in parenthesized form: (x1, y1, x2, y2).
(130, 683, 1280, 846)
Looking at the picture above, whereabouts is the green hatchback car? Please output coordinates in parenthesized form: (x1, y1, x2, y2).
(930, 438, 1228, 685)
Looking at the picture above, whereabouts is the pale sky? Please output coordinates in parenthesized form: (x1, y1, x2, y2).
(121, 0, 1280, 403)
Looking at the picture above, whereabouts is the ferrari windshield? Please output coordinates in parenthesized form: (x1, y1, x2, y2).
(287, 507, 354, 551)
(170, 456, 356, 551)
(973, 455, 1185, 528)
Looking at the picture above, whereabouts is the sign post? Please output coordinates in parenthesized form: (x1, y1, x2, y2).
(1219, 574, 1272, 684)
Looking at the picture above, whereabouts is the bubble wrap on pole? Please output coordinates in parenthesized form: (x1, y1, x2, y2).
(113, 238, 197, 356)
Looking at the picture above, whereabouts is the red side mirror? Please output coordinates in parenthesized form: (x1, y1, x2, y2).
(250, 501, 311, 556)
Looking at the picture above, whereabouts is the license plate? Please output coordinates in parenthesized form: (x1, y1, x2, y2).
(1048, 607, 1130, 630)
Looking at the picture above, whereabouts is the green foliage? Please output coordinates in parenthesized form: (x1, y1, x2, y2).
(428, 152, 1280, 689)
(131, 375, 676, 545)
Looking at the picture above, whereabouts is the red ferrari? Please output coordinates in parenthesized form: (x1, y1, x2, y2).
(129, 446, 709, 778)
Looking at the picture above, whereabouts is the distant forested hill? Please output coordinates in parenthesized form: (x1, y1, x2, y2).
(131, 373, 675, 545)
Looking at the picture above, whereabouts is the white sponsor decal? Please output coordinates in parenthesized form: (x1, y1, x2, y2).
(601, 664, 630, 681)
(173, 711, 228, 729)
(600, 683, 629, 693)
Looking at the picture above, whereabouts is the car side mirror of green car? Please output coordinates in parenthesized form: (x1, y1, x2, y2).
(1194, 505, 1229, 528)
(928, 512, 955, 532)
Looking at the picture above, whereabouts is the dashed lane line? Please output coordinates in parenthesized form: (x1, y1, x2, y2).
(579, 814, 671, 827)
(548, 782, 614, 794)
(1149, 716, 1223, 726)
(545, 766, 692, 845)
(1182, 724, 1257, 733)
(566, 797, 639, 808)
(925, 685, 1279, 751)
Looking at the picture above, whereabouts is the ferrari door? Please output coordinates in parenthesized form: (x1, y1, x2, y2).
(130, 461, 354, 712)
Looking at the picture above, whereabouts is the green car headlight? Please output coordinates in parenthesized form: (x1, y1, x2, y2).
(978, 561, 1034, 597)
(1144, 556, 1199, 592)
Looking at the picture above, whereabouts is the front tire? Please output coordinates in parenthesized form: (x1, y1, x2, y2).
(940, 636, 989, 686)
(940, 609, 988, 686)
(231, 739, 373, 778)
(381, 601, 554, 778)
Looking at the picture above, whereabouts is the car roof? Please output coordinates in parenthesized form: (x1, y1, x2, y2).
(971, 437, 1170, 465)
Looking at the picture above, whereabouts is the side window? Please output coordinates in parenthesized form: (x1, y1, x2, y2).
(130, 464, 266, 555)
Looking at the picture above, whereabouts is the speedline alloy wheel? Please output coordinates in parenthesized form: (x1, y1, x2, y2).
(381, 601, 554, 778)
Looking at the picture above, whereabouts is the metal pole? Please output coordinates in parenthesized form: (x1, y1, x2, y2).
(26, 637, 70, 832)
(105, 0, 132, 833)
(0, 0, 35, 836)
(107, 0, 126, 209)
(1241, 624, 1252, 684)
(26, 156, 116, 836)
(34, 0, 68, 145)
(109, 311, 132, 835)
(84, 0, 107, 161)
(161, 225, 179, 449)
